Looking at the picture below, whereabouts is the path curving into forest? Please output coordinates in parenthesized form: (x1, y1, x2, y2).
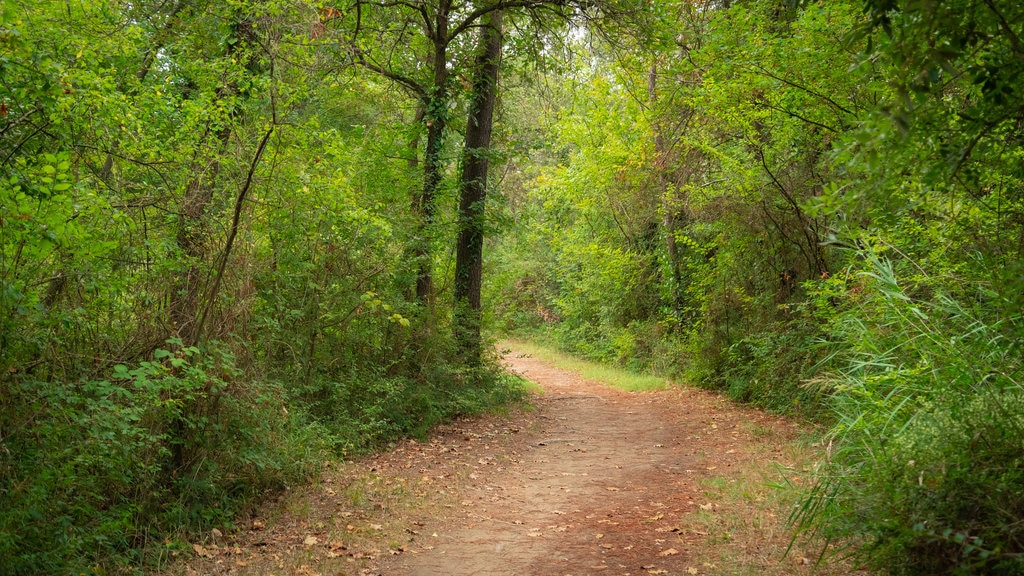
(382, 351, 797, 576)
(176, 346, 837, 576)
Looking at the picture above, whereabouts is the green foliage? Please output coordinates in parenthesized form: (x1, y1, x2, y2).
(793, 254, 1024, 574)
(0, 342, 329, 574)
(0, 0, 532, 572)
(487, 1, 1024, 573)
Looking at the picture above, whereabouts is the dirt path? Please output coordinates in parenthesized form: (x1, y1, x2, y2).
(175, 347, 838, 576)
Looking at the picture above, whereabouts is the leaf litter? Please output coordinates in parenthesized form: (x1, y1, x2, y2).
(166, 345, 859, 576)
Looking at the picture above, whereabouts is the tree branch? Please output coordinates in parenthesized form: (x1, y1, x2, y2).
(982, 0, 1024, 55)
(750, 64, 856, 117)
(194, 126, 274, 342)
(355, 53, 426, 98)
(447, 0, 568, 45)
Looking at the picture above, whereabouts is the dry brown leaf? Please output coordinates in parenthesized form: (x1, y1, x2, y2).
(303, 535, 318, 546)
(192, 543, 213, 558)
(659, 548, 679, 556)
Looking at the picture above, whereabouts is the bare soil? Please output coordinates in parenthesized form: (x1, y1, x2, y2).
(173, 347, 853, 576)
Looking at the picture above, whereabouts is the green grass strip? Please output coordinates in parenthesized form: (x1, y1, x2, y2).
(498, 338, 672, 392)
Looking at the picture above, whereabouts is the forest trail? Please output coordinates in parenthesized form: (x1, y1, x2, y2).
(176, 346, 834, 576)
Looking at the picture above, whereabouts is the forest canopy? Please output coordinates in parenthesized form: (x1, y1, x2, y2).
(1, 0, 1022, 573)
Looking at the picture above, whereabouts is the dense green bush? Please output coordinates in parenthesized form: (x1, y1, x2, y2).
(0, 341, 330, 574)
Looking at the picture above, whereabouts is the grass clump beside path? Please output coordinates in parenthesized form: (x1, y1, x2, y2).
(500, 338, 672, 392)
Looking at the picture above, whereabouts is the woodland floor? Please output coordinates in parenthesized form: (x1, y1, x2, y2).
(170, 345, 862, 576)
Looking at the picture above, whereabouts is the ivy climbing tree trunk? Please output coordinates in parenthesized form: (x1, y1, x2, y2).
(454, 9, 503, 363)
(412, 1, 452, 305)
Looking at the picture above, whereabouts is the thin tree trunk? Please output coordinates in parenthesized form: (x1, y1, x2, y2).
(405, 105, 425, 302)
(413, 3, 451, 305)
(169, 13, 255, 346)
(648, 63, 684, 319)
(100, 0, 187, 183)
(454, 9, 503, 363)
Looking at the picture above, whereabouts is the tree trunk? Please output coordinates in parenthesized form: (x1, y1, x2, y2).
(413, 4, 451, 305)
(454, 9, 503, 363)
(405, 105, 425, 302)
(648, 63, 684, 319)
(169, 134, 228, 346)
(169, 12, 256, 346)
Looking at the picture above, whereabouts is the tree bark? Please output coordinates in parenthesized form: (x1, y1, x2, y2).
(169, 12, 256, 346)
(454, 9, 503, 363)
(648, 63, 684, 319)
(412, 1, 452, 305)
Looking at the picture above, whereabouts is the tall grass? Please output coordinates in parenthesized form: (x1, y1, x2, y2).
(793, 254, 1024, 575)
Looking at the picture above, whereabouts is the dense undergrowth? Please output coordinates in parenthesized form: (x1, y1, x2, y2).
(0, 1, 525, 573)
(0, 335, 521, 574)
(484, 0, 1024, 573)
(3, 0, 1023, 574)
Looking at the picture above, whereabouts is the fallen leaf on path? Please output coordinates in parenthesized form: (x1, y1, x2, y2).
(303, 535, 318, 546)
(595, 533, 604, 540)
(659, 548, 679, 556)
(192, 544, 213, 558)
(687, 568, 699, 575)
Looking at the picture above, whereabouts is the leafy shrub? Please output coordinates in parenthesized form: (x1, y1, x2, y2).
(0, 341, 329, 574)
(289, 356, 527, 455)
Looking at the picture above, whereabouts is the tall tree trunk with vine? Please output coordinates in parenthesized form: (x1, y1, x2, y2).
(454, 9, 503, 363)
